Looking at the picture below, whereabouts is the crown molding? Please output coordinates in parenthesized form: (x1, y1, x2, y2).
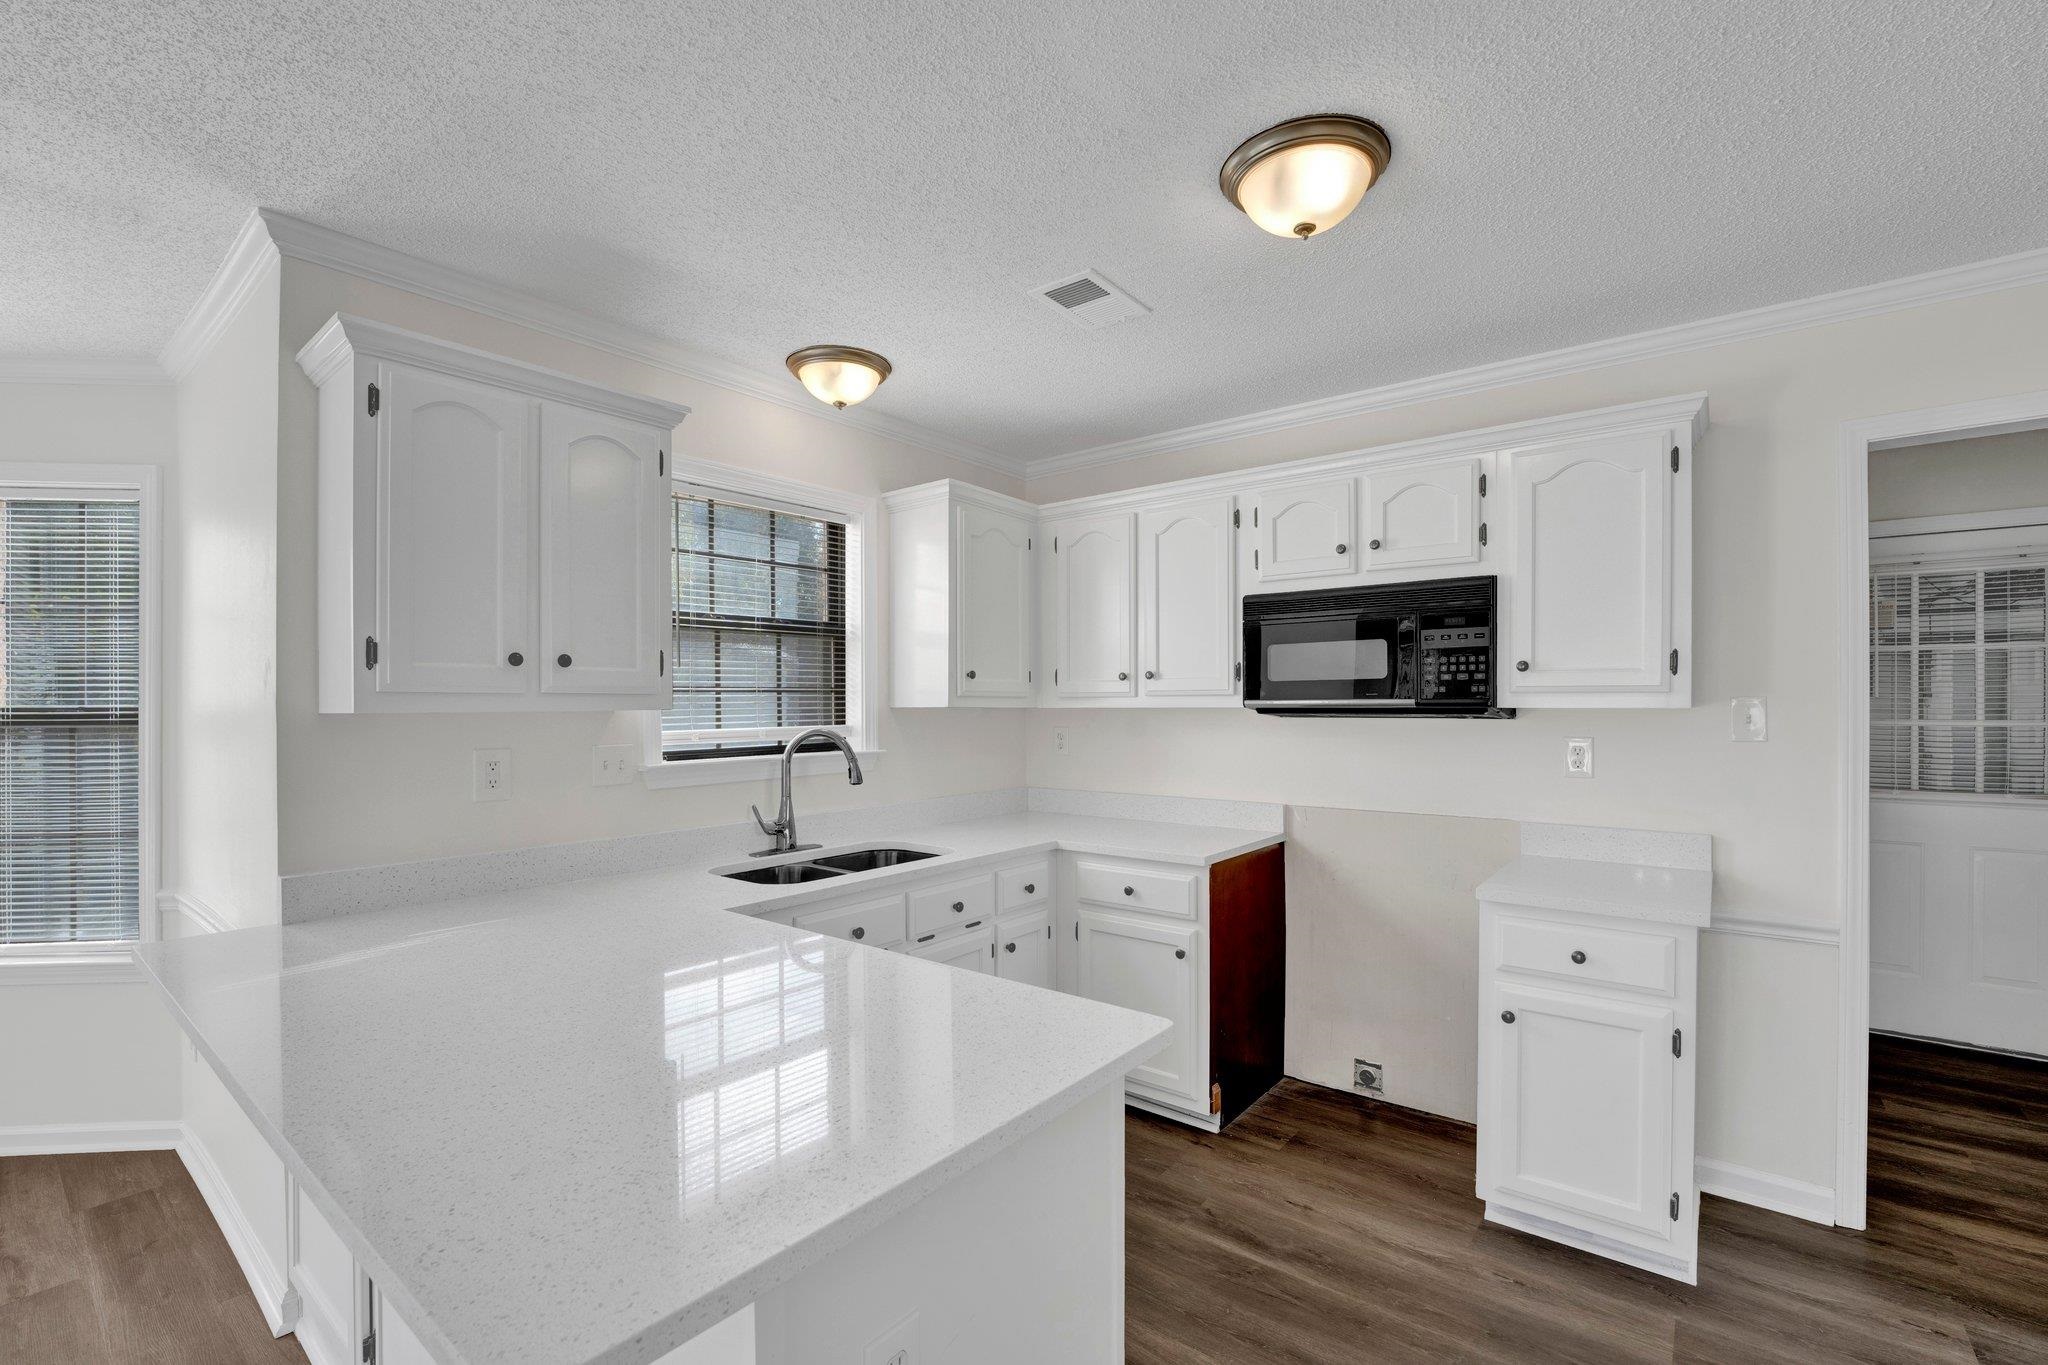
(251, 210, 1028, 480)
(1023, 244, 2048, 479)
(157, 208, 282, 381)
(0, 357, 167, 385)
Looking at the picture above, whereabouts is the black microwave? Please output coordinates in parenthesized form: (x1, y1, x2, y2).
(1241, 575, 1511, 717)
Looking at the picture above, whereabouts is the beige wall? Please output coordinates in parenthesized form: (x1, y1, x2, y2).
(1869, 428, 2048, 521)
(1025, 279, 2048, 1187)
(272, 259, 1028, 874)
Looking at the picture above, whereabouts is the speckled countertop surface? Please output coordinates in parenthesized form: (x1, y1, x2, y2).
(1475, 855, 1713, 927)
(136, 809, 1278, 1364)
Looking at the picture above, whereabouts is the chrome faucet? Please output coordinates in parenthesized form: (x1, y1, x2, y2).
(750, 729, 864, 856)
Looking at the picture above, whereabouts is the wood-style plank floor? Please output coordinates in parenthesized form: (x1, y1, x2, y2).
(0, 1147, 307, 1365)
(1126, 1036, 2048, 1365)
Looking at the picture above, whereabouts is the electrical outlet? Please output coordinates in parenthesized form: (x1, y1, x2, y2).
(592, 744, 635, 786)
(473, 748, 511, 802)
(864, 1311, 916, 1365)
(1053, 727, 1070, 755)
(1564, 737, 1594, 777)
(1730, 697, 1768, 742)
(1353, 1059, 1384, 1096)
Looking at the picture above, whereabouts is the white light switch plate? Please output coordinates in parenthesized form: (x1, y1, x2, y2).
(592, 744, 635, 785)
(1731, 697, 1768, 742)
(473, 748, 511, 802)
(1052, 728, 1070, 755)
(1564, 738, 1594, 777)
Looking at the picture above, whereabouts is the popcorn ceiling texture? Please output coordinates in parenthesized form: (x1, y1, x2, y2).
(5, 1, 2046, 457)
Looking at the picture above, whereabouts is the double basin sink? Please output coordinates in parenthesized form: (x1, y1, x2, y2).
(721, 846, 938, 886)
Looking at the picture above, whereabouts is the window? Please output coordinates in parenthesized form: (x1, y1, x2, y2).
(1871, 559, 2047, 796)
(1, 481, 149, 950)
(662, 486, 851, 761)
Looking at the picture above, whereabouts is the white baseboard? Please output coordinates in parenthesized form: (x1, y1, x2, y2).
(0, 1119, 182, 1155)
(177, 1127, 298, 1337)
(1696, 1156, 1836, 1226)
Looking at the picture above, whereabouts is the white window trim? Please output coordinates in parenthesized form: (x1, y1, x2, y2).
(0, 462, 160, 983)
(641, 457, 881, 791)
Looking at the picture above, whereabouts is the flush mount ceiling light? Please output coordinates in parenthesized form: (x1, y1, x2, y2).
(785, 345, 892, 409)
(1219, 114, 1393, 240)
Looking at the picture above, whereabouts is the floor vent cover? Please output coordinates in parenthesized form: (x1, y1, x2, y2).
(1031, 270, 1150, 329)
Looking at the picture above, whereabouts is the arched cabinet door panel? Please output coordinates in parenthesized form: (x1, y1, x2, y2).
(1362, 459, 1480, 571)
(1047, 512, 1135, 698)
(538, 402, 667, 696)
(1250, 477, 1355, 582)
(957, 504, 1034, 698)
(1139, 494, 1237, 697)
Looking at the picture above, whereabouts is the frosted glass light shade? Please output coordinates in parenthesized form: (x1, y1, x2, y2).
(1220, 116, 1392, 240)
(786, 346, 891, 409)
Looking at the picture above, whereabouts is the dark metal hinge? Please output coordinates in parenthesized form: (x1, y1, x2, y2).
(1054, 668, 1059, 685)
(659, 449, 665, 477)
(1253, 549, 1260, 570)
(1232, 508, 1241, 528)
(1670, 648, 1680, 676)
(362, 1328, 377, 1364)
(366, 383, 380, 417)
(1478, 472, 1487, 497)
(658, 649, 665, 676)
(1234, 661, 1243, 682)
(1253, 506, 1259, 527)
(1669, 1192, 1680, 1221)
(1074, 922, 1079, 941)
(1053, 536, 1058, 553)
(1672, 1028, 1682, 1058)
(1478, 522, 1488, 547)
(1670, 444, 1680, 473)
(364, 636, 378, 670)
(1027, 537, 1032, 550)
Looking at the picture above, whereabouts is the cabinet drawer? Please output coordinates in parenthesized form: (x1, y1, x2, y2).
(793, 894, 906, 949)
(1074, 859, 1197, 919)
(1495, 915, 1676, 996)
(996, 861, 1052, 912)
(908, 873, 996, 941)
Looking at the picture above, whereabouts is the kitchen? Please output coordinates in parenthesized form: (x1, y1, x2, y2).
(4, 6, 2047, 1364)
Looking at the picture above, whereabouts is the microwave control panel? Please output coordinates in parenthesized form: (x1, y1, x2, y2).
(1419, 622, 1491, 703)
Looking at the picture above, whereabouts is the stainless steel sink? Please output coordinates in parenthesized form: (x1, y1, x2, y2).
(807, 847, 939, 873)
(722, 862, 848, 885)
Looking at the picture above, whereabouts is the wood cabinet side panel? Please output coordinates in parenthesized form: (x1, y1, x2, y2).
(1208, 843, 1286, 1125)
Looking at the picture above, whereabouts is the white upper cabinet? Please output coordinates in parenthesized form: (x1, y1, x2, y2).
(1048, 512, 1136, 697)
(1501, 421, 1692, 707)
(1250, 477, 1355, 581)
(1138, 495, 1237, 697)
(539, 403, 668, 697)
(298, 314, 687, 713)
(958, 503, 1035, 698)
(883, 481, 1037, 707)
(1362, 458, 1481, 571)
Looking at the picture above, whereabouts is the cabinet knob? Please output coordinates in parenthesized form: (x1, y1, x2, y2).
(507, 652, 524, 667)
(1515, 660, 1529, 672)
(1368, 538, 1381, 550)
(1123, 885, 1135, 897)
(952, 901, 965, 913)
(1144, 669, 1156, 680)
(1023, 883, 1036, 894)
(851, 926, 865, 940)
(557, 653, 573, 668)
(1570, 950, 1586, 964)
(965, 669, 977, 679)
(1005, 942, 1017, 953)
(1175, 948, 1186, 960)
(1118, 671, 1129, 681)
(1501, 1010, 1516, 1023)
(1336, 543, 1349, 555)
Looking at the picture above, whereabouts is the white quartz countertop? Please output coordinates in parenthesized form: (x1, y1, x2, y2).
(135, 807, 1277, 1364)
(1475, 854, 1713, 927)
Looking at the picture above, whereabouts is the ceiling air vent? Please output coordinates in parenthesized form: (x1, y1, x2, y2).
(1031, 270, 1150, 330)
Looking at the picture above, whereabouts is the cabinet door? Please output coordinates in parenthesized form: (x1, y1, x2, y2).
(1363, 460, 1480, 571)
(1251, 477, 1355, 581)
(1076, 910, 1202, 1107)
(1486, 982, 1675, 1239)
(1503, 429, 1673, 698)
(371, 1285, 437, 1365)
(995, 908, 1054, 989)
(1048, 513, 1135, 697)
(1139, 495, 1236, 696)
(377, 364, 532, 695)
(909, 925, 995, 973)
(956, 503, 1034, 698)
(538, 402, 668, 697)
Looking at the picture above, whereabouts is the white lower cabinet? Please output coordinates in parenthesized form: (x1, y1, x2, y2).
(908, 918, 995, 972)
(291, 1182, 435, 1365)
(1477, 900, 1699, 1283)
(1075, 909, 1203, 1112)
(994, 906, 1054, 989)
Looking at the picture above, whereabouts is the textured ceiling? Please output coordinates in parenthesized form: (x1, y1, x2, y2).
(5, 1, 2046, 459)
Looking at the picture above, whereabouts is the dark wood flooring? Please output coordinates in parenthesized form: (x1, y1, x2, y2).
(1126, 1036, 2048, 1364)
(0, 1148, 307, 1364)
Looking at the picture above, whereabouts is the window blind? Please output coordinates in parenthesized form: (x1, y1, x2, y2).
(1871, 561, 2047, 796)
(663, 490, 847, 760)
(1, 497, 142, 944)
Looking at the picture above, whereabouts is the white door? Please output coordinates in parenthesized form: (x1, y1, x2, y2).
(1502, 428, 1673, 698)
(995, 908, 1054, 989)
(1139, 495, 1236, 696)
(538, 401, 668, 697)
(909, 928, 995, 973)
(1049, 512, 1135, 697)
(956, 503, 1034, 698)
(1251, 477, 1355, 581)
(377, 363, 532, 695)
(1486, 982, 1675, 1239)
(1076, 910, 1202, 1107)
(1363, 459, 1480, 571)
(1871, 797, 2048, 1055)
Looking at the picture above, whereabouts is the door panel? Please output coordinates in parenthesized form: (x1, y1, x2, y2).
(1139, 495, 1236, 696)
(957, 504, 1033, 697)
(1076, 910, 1201, 1106)
(1364, 460, 1479, 570)
(1252, 478, 1355, 581)
(378, 364, 532, 694)
(909, 925, 995, 973)
(1488, 982, 1675, 1238)
(539, 402, 666, 696)
(995, 908, 1054, 989)
(1049, 513, 1135, 697)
